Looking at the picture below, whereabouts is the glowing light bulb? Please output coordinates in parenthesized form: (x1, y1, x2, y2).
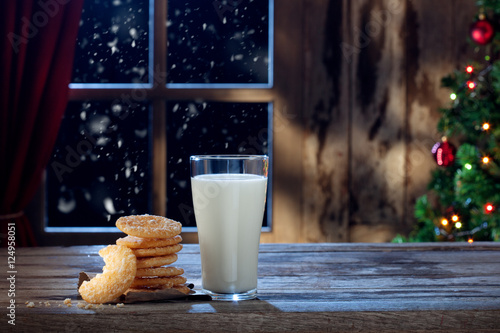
(455, 221, 462, 229)
(466, 66, 474, 73)
(467, 81, 476, 89)
(483, 157, 490, 164)
(468, 238, 474, 244)
(482, 123, 490, 130)
(451, 215, 459, 222)
(450, 93, 457, 100)
(465, 163, 472, 170)
(485, 203, 494, 213)
(441, 218, 449, 226)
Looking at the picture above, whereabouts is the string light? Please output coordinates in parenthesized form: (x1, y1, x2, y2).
(485, 203, 494, 213)
(451, 214, 459, 222)
(467, 81, 476, 89)
(468, 238, 474, 244)
(482, 122, 490, 130)
(465, 163, 472, 170)
(441, 218, 449, 226)
(450, 93, 457, 100)
(482, 156, 490, 164)
(455, 221, 462, 229)
(466, 65, 474, 73)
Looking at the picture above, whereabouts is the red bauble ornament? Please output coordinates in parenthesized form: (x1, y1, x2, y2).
(470, 19, 494, 45)
(432, 139, 456, 167)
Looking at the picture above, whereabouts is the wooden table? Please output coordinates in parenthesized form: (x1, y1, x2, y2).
(2, 243, 500, 332)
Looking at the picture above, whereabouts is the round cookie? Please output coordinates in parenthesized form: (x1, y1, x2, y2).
(126, 284, 173, 293)
(136, 254, 178, 269)
(132, 244, 183, 258)
(135, 266, 184, 277)
(116, 215, 182, 238)
(172, 284, 192, 294)
(116, 235, 182, 249)
(78, 245, 137, 304)
(131, 275, 187, 288)
(126, 283, 191, 294)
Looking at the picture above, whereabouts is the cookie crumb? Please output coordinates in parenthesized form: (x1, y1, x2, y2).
(116, 303, 125, 308)
(26, 302, 35, 308)
(63, 298, 72, 307)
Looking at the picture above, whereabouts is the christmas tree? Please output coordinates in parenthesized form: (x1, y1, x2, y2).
(397, 0, 500, 243)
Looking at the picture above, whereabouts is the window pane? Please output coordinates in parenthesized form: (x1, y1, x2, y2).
(72, 0, 151, 84)
(167, 0, 272, 85)
(46, 101, 152, 228)
(166, 101, 271, 227)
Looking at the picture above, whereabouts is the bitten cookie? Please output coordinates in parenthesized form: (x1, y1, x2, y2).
(79, 245, 137, 304)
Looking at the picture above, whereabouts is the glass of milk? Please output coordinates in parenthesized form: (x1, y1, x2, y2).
(190, 155, 268, 301)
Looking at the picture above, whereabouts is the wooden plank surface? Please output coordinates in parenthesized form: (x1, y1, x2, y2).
(405, 0, 456, 235)
(302, 0, 350, 242)
(262, 0, 305, 243)
(404, 0, 479, 236)
(1, 243, 499, 332)
(297, 0, 483, 243)
(348, 0, 408, 242)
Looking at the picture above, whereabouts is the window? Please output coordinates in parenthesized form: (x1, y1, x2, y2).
(42, 0, 277, 244)
(47, 100, 152, 230)
(166, 0, 272, 86)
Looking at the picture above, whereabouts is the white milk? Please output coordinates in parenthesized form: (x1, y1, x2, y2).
(191, 173, 268, 294)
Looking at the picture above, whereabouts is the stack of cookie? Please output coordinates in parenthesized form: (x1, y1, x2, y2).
(115, 214, 190, 294)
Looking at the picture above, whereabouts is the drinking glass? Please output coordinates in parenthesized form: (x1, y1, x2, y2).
(190, 155, 268, 300)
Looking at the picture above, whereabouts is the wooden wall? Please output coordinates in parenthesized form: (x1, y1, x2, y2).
(300, 0, 478, 242)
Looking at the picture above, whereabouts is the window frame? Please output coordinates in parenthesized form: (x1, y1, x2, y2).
(33, 0, 303, 245)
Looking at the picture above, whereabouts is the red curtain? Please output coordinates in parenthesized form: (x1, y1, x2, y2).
(0, 0, 84, 246)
